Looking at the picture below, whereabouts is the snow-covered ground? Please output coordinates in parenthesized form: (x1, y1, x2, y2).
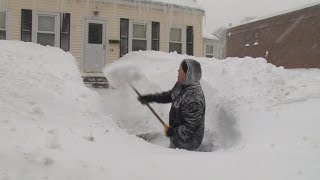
(1, 40, 320, 180)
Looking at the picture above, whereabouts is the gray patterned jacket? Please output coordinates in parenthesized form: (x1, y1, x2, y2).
(149, 59, 205, 150)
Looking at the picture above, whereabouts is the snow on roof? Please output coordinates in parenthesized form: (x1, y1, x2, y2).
(203, 30, 219, 41)
(229, 2, 320, 28)
(116, 0, 204, 11)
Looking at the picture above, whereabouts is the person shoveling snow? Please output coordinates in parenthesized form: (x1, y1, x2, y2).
(137, 59, 206, 151)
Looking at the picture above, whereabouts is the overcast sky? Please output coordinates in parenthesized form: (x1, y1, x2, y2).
(197, 0, 320, 32)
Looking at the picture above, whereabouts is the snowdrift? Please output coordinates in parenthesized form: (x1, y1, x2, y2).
(1, 40, 319, 180)
(104, 51, 320, 150)
(0, 41, 117, 179)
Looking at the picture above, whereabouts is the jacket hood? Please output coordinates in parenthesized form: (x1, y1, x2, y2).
(182, 59, 202, 85)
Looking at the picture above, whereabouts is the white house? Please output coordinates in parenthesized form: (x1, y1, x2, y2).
(0, 0, 205, 86)
(202, 30, 220, 59)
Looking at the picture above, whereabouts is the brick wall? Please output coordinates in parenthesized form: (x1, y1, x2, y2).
(226, 4, 320, 68)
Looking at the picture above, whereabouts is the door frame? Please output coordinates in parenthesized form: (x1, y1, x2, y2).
(83, 18, 107, 74)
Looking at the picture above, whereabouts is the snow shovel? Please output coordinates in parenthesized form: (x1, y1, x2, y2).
(130, 85, 169, 130)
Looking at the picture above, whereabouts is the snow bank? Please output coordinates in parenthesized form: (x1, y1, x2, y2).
(0, 41, 109, 127)
(1, 40, 320, 180)
(104, 51, 320, 149)
(0, 41, 116, 179)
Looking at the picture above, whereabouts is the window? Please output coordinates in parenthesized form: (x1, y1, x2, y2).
(120, 18, 129, 57)
(205, 45, 214, 58)
(21, 9, 32, 42)
(120, 20, 152, 56)
(21, 11, 69, 50)
(132, 23, 147, 51)
(88, 23, 102, 44)
(152, 21, 160, 51)
(169, 28, 182, 54)
(128, 21, 151, 52)
(60, 13, 70, 51)
(253, 32, 259, 46)
(37, 15, 55, 46)
(0, 11, 6, 40)
(33, 12, 60, 47)
(245, 34, 250, 47)
(186, 26, 193, 55)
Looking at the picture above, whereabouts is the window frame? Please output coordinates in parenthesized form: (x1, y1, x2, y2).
(0, 11, 7, 40)
(128, 21, 151, 52)
(169, 26, 186, 54)
(32, 11, 60, 47)
(205, 44, 214, 58)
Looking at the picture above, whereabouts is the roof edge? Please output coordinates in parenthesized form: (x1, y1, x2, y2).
(228, 2, 320, 29)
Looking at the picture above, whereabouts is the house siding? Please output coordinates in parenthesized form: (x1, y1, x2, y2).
(226, 4, 320, 69)
(4, 0, 204, 75)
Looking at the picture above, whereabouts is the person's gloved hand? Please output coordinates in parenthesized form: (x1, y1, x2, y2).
(138, 95, 154, 104)
(165, 126, 176, 137)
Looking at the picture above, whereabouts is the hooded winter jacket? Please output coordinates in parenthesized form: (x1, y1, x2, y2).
(147, 59, 205, 150)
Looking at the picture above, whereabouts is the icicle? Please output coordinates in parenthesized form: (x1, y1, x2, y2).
(167, 4, 173, 52)
(32, 0, 38, 11)
(111, 0, 117, 29)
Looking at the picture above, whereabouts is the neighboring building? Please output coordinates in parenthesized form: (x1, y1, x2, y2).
(202, 30, 220, 59)
(226, 3, 320, 68)
(0, 0, 204, 86)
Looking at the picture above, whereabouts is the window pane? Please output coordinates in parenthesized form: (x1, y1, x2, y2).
(206, 45, 213, 54)
(88, 23, 102, 44)
(132, 39, 146, 51)
(169, 42, 182, 54)
(120, 38, 128, 57)
(61, 13, 70, 33)
(120, 18, 129, 38)
(170, 28, 181, 42)
(152, 22, 159, 40)
(37, 33, 55, 46)
(120, 18, 129, 57)
(0, 12, 5, 29)
(0, 31, 5, 40)
(206, 55, 213, 58)
(152, 22, 160, 51)
(245, 34, 250, 43)
(133, 24, 146, 39)
(38, 16, 55, 32)
(21, 9, 32, 42)
(22, 10, 32, 31)
(152, 40, 159, 51)
(61, 33, 70, 51)
(22, 31, 31, 42)
(186, 26, 193, 55)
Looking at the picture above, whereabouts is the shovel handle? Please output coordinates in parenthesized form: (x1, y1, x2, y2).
(130, 85, 169, 129)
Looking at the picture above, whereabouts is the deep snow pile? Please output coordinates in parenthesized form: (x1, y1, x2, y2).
(1, 40, 320, 180)
(0, 41, 118, 179)
(104, 51, 320, 149)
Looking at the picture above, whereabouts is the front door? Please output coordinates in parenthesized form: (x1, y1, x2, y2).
(84, 19, 106, 73)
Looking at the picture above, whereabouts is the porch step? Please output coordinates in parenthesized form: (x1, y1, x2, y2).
(82, 76, 109, 88)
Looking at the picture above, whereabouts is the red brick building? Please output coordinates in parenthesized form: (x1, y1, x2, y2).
(226, 3, 320, 68)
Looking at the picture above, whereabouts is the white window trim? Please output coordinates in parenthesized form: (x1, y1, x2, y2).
(204, 40, 219, 58)
(128, 21, 151, 52)
(32, 11, 60, 47)
(205, 44, 214, 58)
(0, 11, 7, 39)
(169, 26, 186, 54)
